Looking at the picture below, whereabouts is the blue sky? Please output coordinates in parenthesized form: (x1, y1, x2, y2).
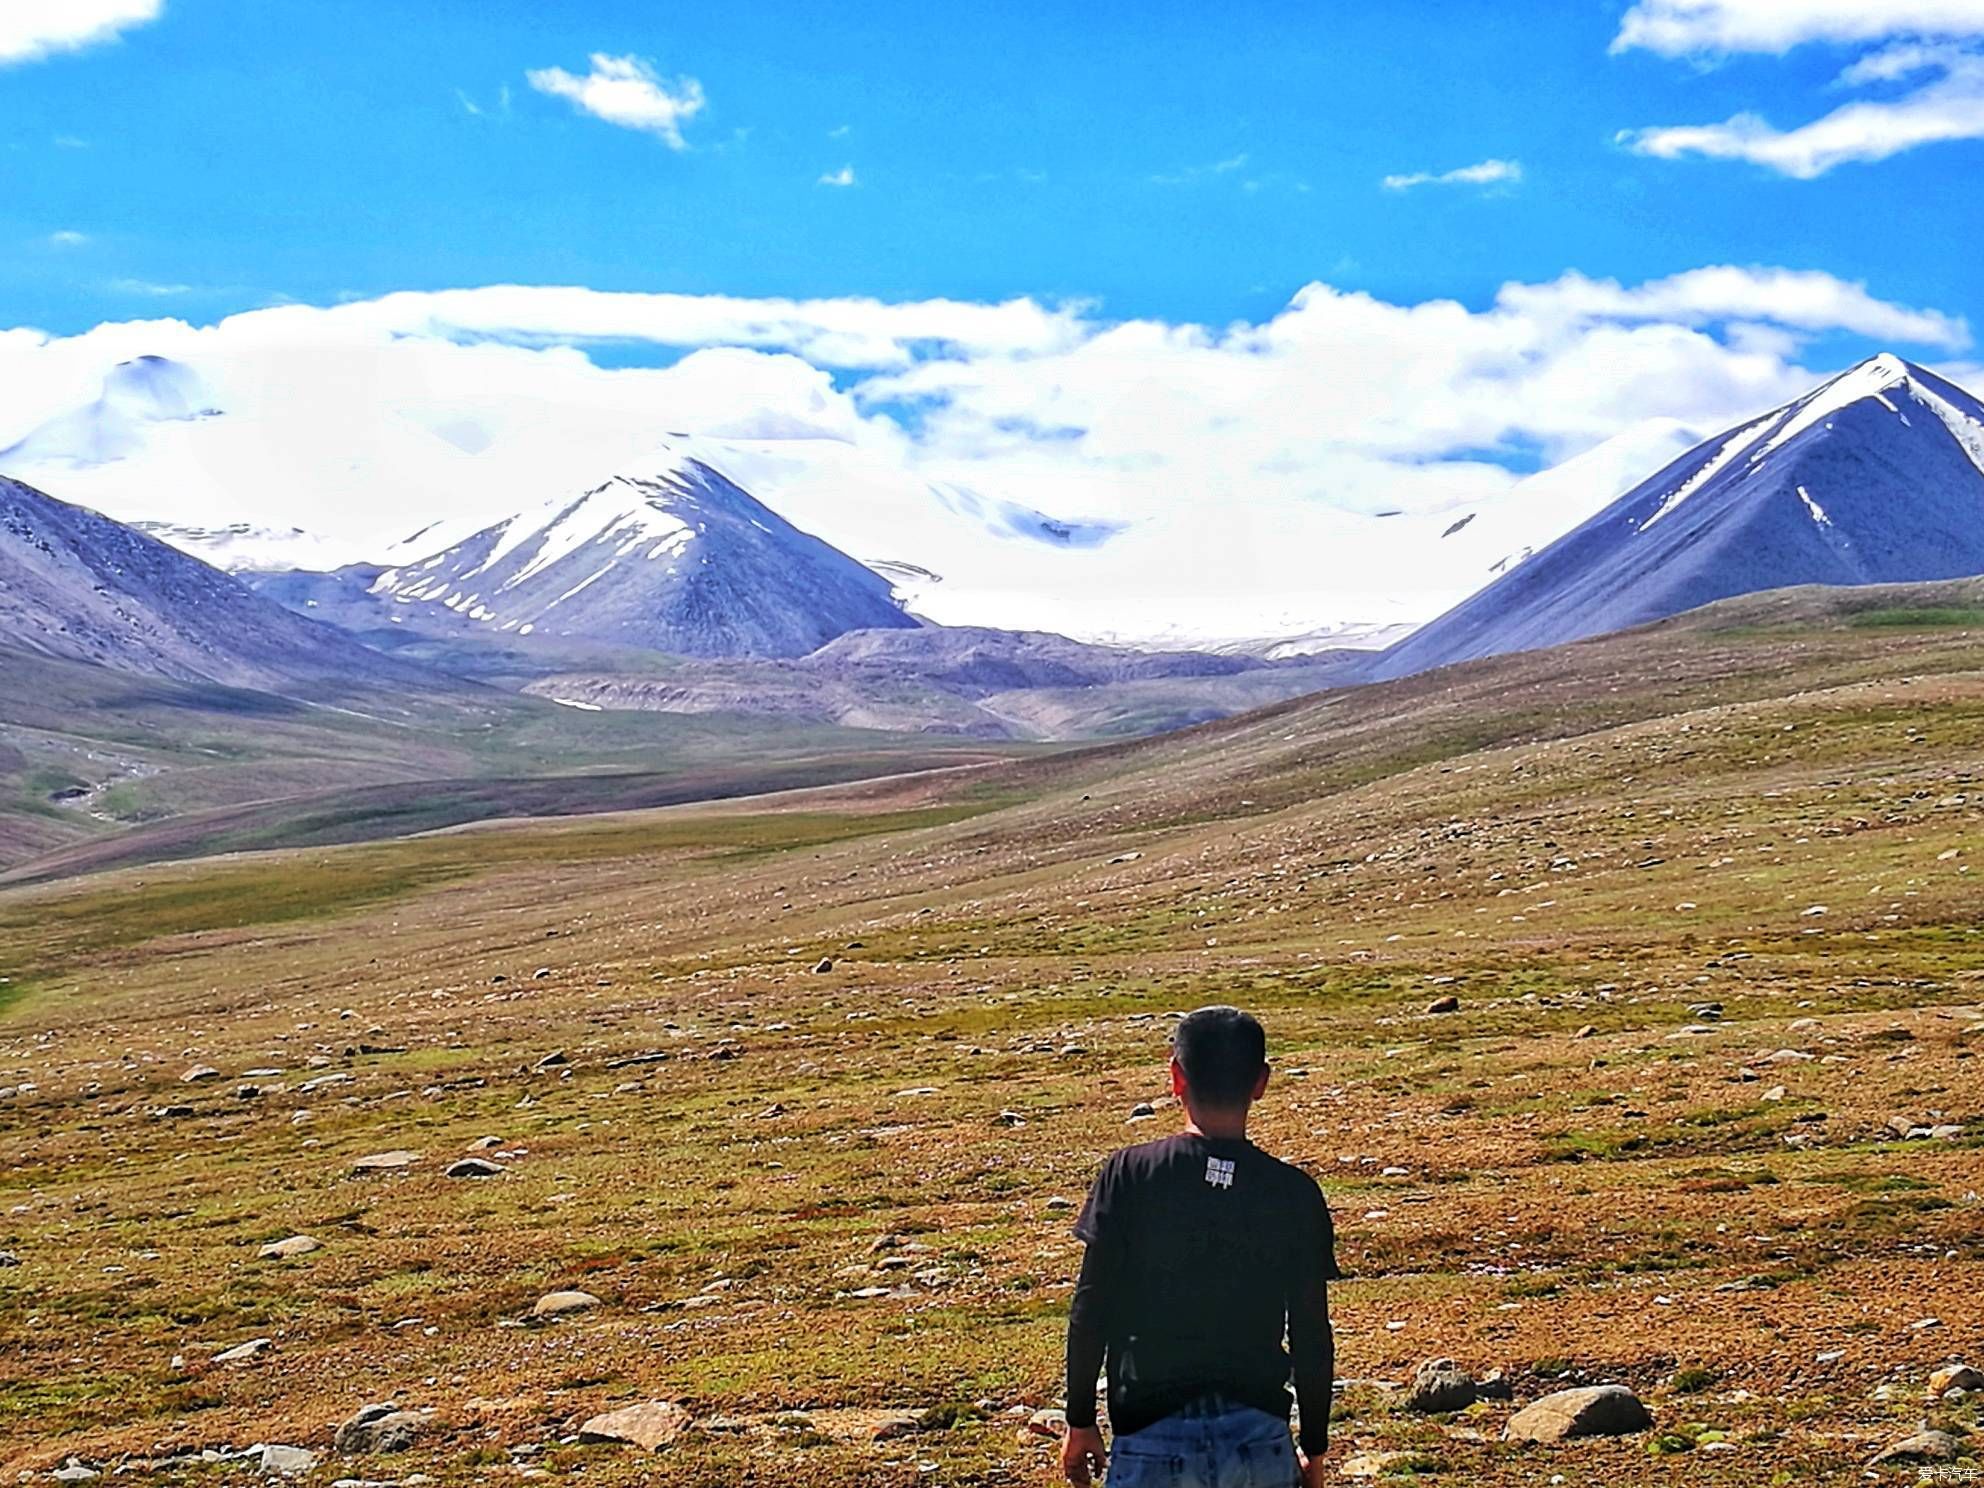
(4, 2, 1983, 645)
(6, 0, 1981, 337)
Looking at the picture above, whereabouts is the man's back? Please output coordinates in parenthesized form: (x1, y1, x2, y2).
(1074, 1132, 1338, 1438)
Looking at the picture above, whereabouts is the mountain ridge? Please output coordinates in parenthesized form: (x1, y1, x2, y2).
(1372, 354, 1984, 680)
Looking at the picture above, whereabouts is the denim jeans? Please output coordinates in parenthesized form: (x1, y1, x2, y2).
(1107, 1399, 1300, 1488)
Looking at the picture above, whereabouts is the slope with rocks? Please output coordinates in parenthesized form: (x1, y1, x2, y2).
(1374, 355, 1984, 679)
(0, 475, 423, 693)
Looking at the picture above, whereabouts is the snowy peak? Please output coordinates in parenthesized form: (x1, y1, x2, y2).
(1373, 356, 1984, 680)
(371, 453, 917, 657)
(0, 355, 217, 469)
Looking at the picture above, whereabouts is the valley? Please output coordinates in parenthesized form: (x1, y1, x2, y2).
(2, 581, 1980, 1484)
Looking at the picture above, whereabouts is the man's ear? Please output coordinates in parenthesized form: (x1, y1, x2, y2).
(1251, 1063, 1271, 1102)
(1169, 1056, 1189, 1101)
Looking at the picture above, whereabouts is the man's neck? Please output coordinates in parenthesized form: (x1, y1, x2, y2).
(1183, 1107, 1249, 1142)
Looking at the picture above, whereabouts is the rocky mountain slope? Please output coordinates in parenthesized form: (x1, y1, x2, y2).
(518, 625, 1355, 739)
(1374, 355, 1984, 679)
(365, 456, 918, 657)
(0, 475, 423, 692)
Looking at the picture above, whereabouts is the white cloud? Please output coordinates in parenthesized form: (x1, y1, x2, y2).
(525, 53, 706, 149)
(0, 0, 158, 65)
(0, 266, 1966, 643)
(106, 277, 193, 296)
(48, 230, 90, 248)
(1381, 158, 1522, 192)
(1149, 153, 1250, 186)
(818, 165, 857, 188)
(1622, 42, 1984, 176)
(1494, 265, 1969, 347)
(1613, 0, 1984, 57)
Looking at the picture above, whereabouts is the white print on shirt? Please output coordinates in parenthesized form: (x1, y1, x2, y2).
(1205, 1156, 1235, 1190)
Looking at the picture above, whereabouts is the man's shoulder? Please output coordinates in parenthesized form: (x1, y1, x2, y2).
(1102, 1133, 1195, 1174)
(1249, 1146, 1328, 1202)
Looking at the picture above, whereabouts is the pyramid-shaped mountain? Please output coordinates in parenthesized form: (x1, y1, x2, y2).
(368, 453, 918, 658)
(1373, 355, 1984, 680)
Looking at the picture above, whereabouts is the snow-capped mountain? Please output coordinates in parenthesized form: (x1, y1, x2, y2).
(0, 475, 421, 691)
(1372, 355, 1984, 681)
(0, 355, 218, 468)
(368, 453, 918, 657)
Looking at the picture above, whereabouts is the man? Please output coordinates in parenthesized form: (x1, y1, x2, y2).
(1062, 1005, 1337, 1488)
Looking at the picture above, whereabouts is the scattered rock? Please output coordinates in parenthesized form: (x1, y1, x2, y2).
(49, 1466, 99, 1484)
(212, 1337, 272, 1364)
(1870, 1428, 1958, 1467)
(444, 1158, 506, 1179)
(1477, 1370, 1513, 1401)
(1766, 1049, 1814, 1064)
(1341, 1453, 1421, 1479)
(994, 1110, 1027, 1127)
(466, 1136, 504, 1151)
(1930, 1364, 1984, 1398)
(1127, 1102, 1157, 1121)
(181, 1065, 222, 1083)
(0, 1250, 19, 1267)
(1025, 1408, 1068, 1439)
(870, 1411, 924, 1441)
(533, 1050, 568, 1070)
(1425, 996, 1461, 1015)
(579, 1400, 691, 1451)
(350, 1150, 419, 1174)
(258, 1235, 320, 1260)
(1403, 1358, 1478, 1413)
(1571, 1025, 1596, 1040)
(530, 1290, 601, 1319)
(334, 1403, 433, 1454)
(1762, 1085, 1787, 1102)
(811, 957, 835, 974)
(1503, 1384, 1651, 1442)
(259, 1445, 319, 1476)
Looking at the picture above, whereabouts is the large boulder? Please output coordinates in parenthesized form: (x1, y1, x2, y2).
(1402, 1359, 1478, 1414)
(1504, 1384, 1651, 1442)
(1929, 1364, 1983, 1398)
(333, 1403, 432, 1454)
(1870, 1429, 1959, 1467)
(530, 1290, 601, 1319)
(578, 1401, 691, 1451)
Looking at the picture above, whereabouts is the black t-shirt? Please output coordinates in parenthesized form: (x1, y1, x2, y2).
(1074, 1132, 1339, 1435)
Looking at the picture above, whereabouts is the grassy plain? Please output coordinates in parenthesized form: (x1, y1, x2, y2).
(2, 582, 1982, 1485)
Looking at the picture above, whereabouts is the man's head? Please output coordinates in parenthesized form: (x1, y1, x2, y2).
(1169, 1004, 1270, 1115)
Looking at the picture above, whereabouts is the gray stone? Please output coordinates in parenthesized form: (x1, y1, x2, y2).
(260, 1445, 319, 1476)
(1426, 995, 1461, 1015)
(333, 1404, 431, 1455)
(49, 1468, 99, 1484)
(259, 1236, 320, 1260)
(1930, 1364, 1984, 1398)
(577, 1401, 691, 1450)
(0, 1250, 18, 1267)
(1503, 1384, 1651, 1441)
(1870, 1429, 1958, 1466)
(213, 1337, 273, 1364)
(444, 1158, 505, 1179)
(812, 957, 835, 974)
(1403, 1358, 1478, 1413)
(350, 1150, 419, 1174)
(182, 1065, 222, 1083)
(530, 1289, 601, 1318)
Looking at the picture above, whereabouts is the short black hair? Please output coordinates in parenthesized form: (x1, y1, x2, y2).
(1171, 1005, 1267, 1107)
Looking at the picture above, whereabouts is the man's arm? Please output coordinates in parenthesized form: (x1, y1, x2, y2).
(1061, 1239, 1111, 1484)
(1290, 1183, 1339, 1474)
(1288, 1266, 1335, 1460)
